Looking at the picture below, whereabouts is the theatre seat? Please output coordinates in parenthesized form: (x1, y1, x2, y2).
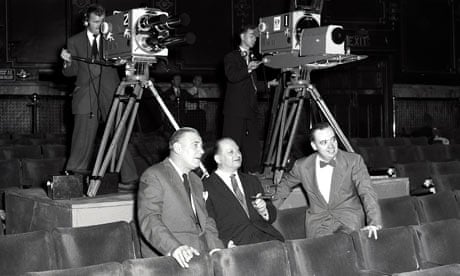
(123, 254, 213, 276)
(375, 137, 410, 146)
(51, 221, 135, 269)
(416, 145, 452, 162)
(0, 230, 57, 275)
(413, 219, 460, 266)
(394, 162, 432, 195)
(42, 144, 67, 158)
(352, 226, 424, 274)
(212, 240, 290, 276)
(409, 137, 428, 145)
(21, 158, 66, 187)
(431, 173, 460, 191)
(351, 138, 378, 148)
(285, 233, 379, 276)
(0, 159, 21, 209)
(388, 146, 420, 164)
(1, 145, 42, 159)
(415, 191, 460, 223)
(359, 146, 393, 172)
(378, 196, 421, 228)
(429, 160, 460, 175)
(392, 264, 460, 276)
(24, 262, 124, 276)
(272, 206, 306, 240)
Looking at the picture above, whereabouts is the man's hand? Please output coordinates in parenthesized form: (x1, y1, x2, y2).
(267, 79, 279, 88)
(60, 49, 72, 63)
(361, 225, 382, 240)
(252, 193, 269, 220)
(248, 61, 262, 72)
(227, 240, 236, 248)
(171, 245, 200, 268)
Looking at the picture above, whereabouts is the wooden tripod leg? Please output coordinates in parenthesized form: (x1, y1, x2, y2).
(89, 82, 128, 195)
(116, 85, 144, 172)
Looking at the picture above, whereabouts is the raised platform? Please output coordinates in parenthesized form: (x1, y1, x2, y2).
(5, 188, 134, 234)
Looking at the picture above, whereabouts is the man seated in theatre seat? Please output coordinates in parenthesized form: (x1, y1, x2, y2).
(137, 127, 224, 268)
(276, 122, 382, 239)
(204, 138, 284, 246)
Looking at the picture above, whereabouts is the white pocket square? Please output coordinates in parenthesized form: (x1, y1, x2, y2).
(203, 191, 209, 201)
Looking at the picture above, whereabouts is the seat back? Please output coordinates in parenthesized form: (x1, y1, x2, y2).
(212, 240, 290, 276)
(359, 146, 393, 171)
(21, 158, 66, 187)
(0, 230, 57, 275)
(376, 137, 410, 146)
(350, 138, 378, 148)
(1, 145, 42, 159)
(415, 191, 460, 223)
(378, 196, 421, 228)
(395, 162, 431, 194)
(431, 173, 460, 191)
(409, 137, 429, 145)
(52, 221, 135, 269)
(272, 206, 306, 240)
(42, 144, 67, 158)
(286, 233, 362, 276)
(123, 254, 213, 276)
(416, 145, 451, 162)
(389, 145, 420, 164)
(352, 226, 422, 274)
(392, 264, 460, 276)
(0, 159, 21, 189)
(429, 160, 460, 175)
(413, 219, 460, 266)
(24, 262, 124, 276)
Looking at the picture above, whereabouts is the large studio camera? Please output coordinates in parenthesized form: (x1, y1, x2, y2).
(100, 7, 195, 64)
(258, 2, 364, 69)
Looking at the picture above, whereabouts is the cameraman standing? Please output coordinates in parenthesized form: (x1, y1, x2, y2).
(222, 25, 277, 174)
(60, 4, 138, 187)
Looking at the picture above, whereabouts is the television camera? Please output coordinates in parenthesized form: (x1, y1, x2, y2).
(86, 7, 202, 197)
(260, 2, 362, 184)
(99, 7, 195, 65)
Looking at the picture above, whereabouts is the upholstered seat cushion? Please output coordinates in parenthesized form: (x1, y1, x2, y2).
(24, 262, 123, 276)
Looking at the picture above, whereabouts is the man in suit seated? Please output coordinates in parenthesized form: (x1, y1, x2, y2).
(276, 122, 382, 239)
(204, 138, 284, 246)
(138, 127, 224, 268)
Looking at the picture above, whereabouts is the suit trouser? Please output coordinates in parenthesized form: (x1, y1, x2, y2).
(66, 114, 138, 183)
(222, 115, 261, 172)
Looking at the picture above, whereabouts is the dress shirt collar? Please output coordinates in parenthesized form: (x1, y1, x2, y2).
(86, 30, 100, 46)
(168, 158, 187, 180)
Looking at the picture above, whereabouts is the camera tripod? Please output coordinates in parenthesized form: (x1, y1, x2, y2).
(86, 62, 208, 197)
(263, 66, 354, 185)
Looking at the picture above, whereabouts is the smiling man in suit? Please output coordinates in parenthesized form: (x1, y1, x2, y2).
(204, 138, 284, 246)
(138, 127, 223, 268)
(276, 122, 382, 239)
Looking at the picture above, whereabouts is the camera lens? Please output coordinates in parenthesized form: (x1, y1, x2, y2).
(331, 28, 345, 44)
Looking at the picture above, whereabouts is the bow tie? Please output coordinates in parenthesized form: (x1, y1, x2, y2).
(319, 159, 336, 168)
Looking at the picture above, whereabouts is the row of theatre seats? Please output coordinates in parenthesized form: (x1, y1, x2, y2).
(2, 219, 460, 275)
(1, 190, 459, 275)
(0, 133, 66, 146)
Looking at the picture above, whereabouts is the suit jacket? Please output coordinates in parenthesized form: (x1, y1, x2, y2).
(204, 172, 284, 245)
(137, 159, 224, 257)
(162, 86, 193, 113)
(62, 31, 119, 116)
(223, 50, 260, 119)
(277, 149, 382, 238)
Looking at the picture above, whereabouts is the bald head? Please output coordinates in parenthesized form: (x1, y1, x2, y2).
(214, 138, 242, 173)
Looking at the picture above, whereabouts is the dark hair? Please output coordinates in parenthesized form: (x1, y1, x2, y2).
(309, 122, 332, 142)
(169, 127, 199, 150)
(85, 4, 105, 18)
(239, 24, 257, 35)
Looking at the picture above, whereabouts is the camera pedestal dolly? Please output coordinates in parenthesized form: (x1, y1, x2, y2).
(86, 62, 207, 197)
(263, 66, 354, 185)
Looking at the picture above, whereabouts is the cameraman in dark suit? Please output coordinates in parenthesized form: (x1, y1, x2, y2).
(222, 25, 276, 174)
(60, 4, 137, 186)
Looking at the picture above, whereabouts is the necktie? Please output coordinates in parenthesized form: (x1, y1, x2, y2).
(230, 174, 249, 216)
(320, 159, 336, 168)
(91, 34, 99, 59)
(183, 174, 201, 229)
